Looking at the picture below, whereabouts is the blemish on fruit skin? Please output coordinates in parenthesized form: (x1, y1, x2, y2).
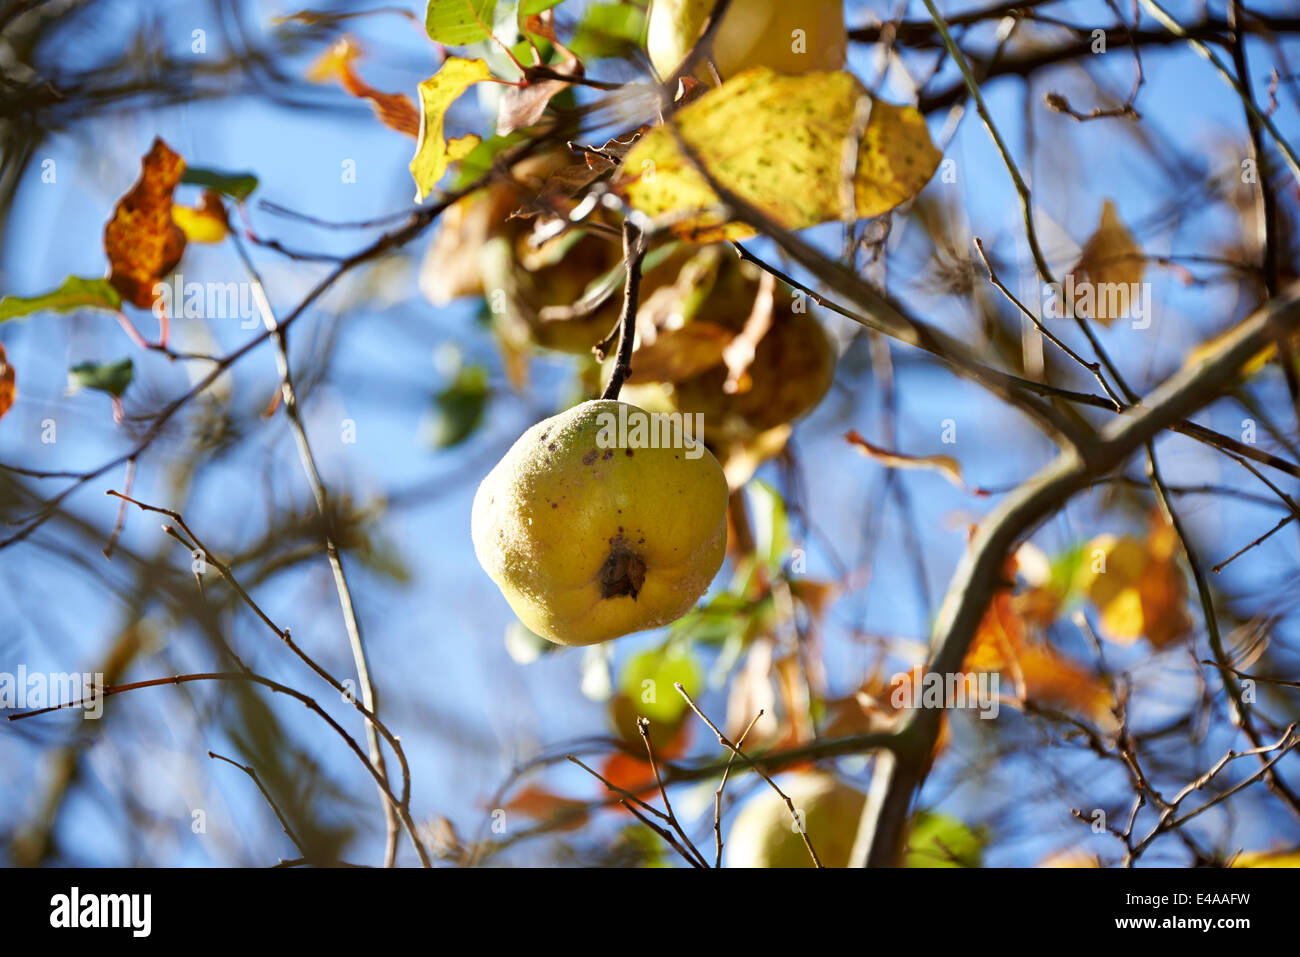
(602, 449, 614, 460)
(582, 450, 598, 465)
(625, 449, 634, 457)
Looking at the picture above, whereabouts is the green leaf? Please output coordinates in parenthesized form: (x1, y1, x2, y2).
(69, 358, 133, 397)
(180, 166, 259, 202)
(410, 56, 494, 201)
(430, 364, 490, 447)
(1051, 541, 1091, 607)
(426, 0, 498, 45)
(905, 811, 984, 868)
(569, 1, 647, 62)
(618, 646, 702, 725)
(0, 276, 121, 323)
(518, 0, 563, 16)
(747, 479, 790, 571)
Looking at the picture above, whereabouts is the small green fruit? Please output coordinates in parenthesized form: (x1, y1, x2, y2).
(725, 771, 866, 867)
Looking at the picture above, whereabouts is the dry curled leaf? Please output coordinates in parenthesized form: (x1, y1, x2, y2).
(497, 13, 584, 135)
(307, 36, 420, 138)
(845, 429, 987, 496)
(104, 138, 187, 309)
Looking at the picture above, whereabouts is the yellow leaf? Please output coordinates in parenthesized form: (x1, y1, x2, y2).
(845, 429, 985, 496)
(1232, 848, 1300, 867)
(1081, 518, 1192, 649)
(617, 68, 940, 242)
(410, 57, 493, 202)
(308, 36, 420, 138)
(171, 192, 227, 244)
(1065, 199, 1144, 327)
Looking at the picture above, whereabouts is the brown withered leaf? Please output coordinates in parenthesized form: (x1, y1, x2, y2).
(1065, 199, 1145, 326)
(307, 36, 420, 138)
(846, 429, 988, 496)
(497, 12, 583, 135)
(0, 344, 15, 422)
(104, 138, 188, 309)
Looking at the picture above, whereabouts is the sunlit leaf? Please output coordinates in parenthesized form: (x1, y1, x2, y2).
(966, 566, 1118, 733)
(569, 1, 646, 62)
(0, 276, 121, 323)
(746, 479, 790, 571)
(905, 811, 984, 868)
(410, 57, 494, 201)
(1232, 848, 1300, 867)
(618, 68, 941, 242)
(172, 191, 228, 244)
(307, 36, 421, 138)
(104, 138, 188, 308)
(425, 0, 497, 45)
(1080, 516, 1192, 649)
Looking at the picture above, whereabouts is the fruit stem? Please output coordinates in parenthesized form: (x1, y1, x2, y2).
(600, 219, 646, 401)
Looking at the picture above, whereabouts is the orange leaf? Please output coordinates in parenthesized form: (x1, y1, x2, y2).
(0, 344, 14, 422)
(966, 563, 1118, 733)
(308, 36, 420, 138)
(1081, 515, 1192, 649)
(598, 752, 661, 803)
(502, 783, 589, 831)
(104, 138, 187, 309)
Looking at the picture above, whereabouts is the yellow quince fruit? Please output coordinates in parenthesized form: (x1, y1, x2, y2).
(646, 0, 847, 83)
(471, 400, 729, 646)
